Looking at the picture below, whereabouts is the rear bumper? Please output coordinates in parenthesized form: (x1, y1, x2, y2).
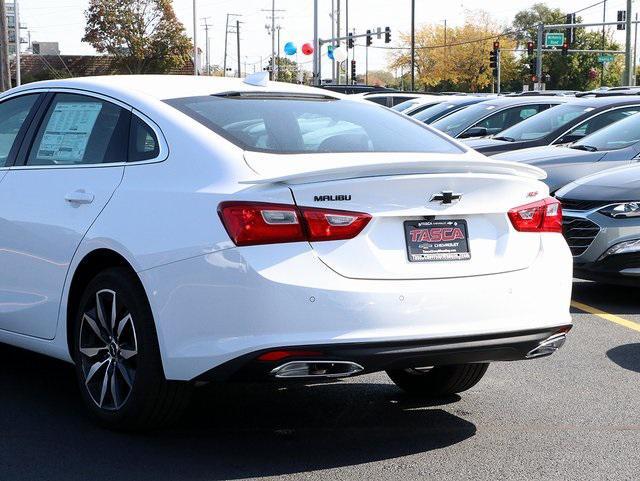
(140, 235, 572, 381)
(196, 325, 573, 382)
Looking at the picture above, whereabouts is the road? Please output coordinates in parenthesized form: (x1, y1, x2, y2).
(1, 280, 639, 481)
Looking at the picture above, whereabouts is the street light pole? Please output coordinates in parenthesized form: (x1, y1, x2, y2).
(192, 0, 198, 75)
(624, 0, 633, 85)
(313, 0, 319, 85)
(410, 0, 415, 90)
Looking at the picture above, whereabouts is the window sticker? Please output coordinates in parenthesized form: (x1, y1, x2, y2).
(36, 102, 102, 162)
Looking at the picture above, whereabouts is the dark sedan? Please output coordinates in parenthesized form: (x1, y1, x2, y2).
(492, 111, 640, 193)
(430, 96, 566, 139)
(464, 97, 640, 155)
(411, 96, 490, 124)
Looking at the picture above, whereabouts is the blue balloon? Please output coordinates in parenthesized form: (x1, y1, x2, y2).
(327, 45, 335, 60)
(284, 42, 297, 55)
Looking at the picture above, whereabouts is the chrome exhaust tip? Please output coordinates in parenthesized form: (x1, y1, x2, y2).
(270, 360, 364, 379)
(526, 333, 567, 359)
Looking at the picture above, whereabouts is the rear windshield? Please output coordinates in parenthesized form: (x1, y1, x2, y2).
(495, 104, 592, 141)
(165, 95, 462, 154)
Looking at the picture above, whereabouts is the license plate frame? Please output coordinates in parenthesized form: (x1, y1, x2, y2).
(404, 219, 471, 262)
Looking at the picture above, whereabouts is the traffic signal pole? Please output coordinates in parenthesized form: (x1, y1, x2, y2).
(624, 0, 633, 85)
(536, 24, 543, 88)
(497, 49, 501, 94)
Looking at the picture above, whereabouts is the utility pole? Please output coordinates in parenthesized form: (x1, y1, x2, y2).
(410, 0, 415, 90)
(331, 0, 335, 82)
(345, 0, 349, 85)
(224, 13, 241, 77)
(336, 0, 341, 84)
(601, 0, 607, 85)
(262, 3, 284, 81)
(276, 25, 281, 81)
(201, 17, 211, 75)
(635, 13, 639, 85)
(192, 0, 198, 75)
(313, 0, 319, 85)
(624, 0, 633, 85)
(236, 20, 241, 78)
(14, 0, 19, 86)
(0, 0, 11, 91)
(536, 23, 543, 89)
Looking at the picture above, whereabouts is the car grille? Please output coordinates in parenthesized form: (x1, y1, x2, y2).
(558, 198, 610, 212)
(562, 216, 600, 256)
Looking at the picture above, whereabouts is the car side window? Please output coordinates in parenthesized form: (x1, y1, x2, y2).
(0, 94, 39, 167)
(26, 93, 130, 166)
(475, 105, 543, 132)
(129, 114, 160, 162)
(566, 107, 640, 138)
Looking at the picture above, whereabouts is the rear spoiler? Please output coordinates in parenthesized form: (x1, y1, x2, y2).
(240, 157, 546, 186)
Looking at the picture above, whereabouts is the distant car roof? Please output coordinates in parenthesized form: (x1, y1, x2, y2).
(470, 96, 568, 107)
(565, 95, 640, 107)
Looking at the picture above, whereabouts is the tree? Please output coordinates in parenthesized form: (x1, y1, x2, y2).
(83, 0, 192, 74)
(356, 70, 395, 86)
(389, 10, 518, 92)
(511, 3, 622, 90)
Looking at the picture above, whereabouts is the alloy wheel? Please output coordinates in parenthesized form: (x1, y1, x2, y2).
(78, 289, 138, 411)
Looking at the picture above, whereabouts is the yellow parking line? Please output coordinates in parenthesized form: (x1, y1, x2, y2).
(571, 300, 640, 333)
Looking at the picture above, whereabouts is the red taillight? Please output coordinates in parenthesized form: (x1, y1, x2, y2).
(508, 197, 562, 233)
(218, 202, 371, 246)
(300, 207, 372, 242)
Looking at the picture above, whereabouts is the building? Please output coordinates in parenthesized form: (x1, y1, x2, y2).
(32, 42, 60, 56)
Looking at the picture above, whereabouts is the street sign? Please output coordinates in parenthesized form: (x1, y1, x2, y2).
(598, 54, 615, 63)
(545, 33, 565, 47)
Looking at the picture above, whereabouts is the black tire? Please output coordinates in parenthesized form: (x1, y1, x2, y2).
(72, 267, 191, 430)
(386, 363, 489, 397)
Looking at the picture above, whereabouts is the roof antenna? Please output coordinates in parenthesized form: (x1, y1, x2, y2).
(243, 71, 269, 87)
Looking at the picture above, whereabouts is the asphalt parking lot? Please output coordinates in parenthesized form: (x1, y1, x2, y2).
(1, 279, 639, 481)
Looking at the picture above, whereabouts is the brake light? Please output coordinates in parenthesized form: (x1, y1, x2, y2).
(508, 197, 562, 233)
(218, 202, 371, 246)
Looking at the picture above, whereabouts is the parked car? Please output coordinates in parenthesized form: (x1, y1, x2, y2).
(492, 110, 640, 193)
(319, 84, 397, 95)
(556, 164, 640, 286)
(464, 97, 640, 156)
(507, 90, 579, 97)
(392, 94, 449, 114)
(0, 75, 572, 430)
(353, 91, 422, 107)
(411, 96, 492, 124)
(430, 96, 567, 139)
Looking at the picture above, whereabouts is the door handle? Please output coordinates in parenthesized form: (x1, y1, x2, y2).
(65, 190, 95, 205)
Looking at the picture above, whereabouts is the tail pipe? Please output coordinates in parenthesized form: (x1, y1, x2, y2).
(526, 332, 568, 359)
(270, 360, 364, 379)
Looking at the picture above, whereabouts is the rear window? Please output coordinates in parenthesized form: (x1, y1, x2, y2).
(165, 95, 462, 154)
(495, 104, 592, 141)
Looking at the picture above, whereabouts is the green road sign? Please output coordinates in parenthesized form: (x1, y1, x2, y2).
(545, 33, 565, 47)
(598, 54, 615, 63)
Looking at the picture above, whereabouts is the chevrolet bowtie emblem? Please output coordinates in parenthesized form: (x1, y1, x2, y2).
(430, 191, 462, 205)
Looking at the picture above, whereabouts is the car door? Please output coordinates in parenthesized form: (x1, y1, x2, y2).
(0, 92, 130, 339)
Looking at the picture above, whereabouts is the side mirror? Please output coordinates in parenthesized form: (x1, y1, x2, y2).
(458, 126, 488, 139)
(555, 133, 585, 144)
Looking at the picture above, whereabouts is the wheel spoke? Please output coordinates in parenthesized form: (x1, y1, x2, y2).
(79, 346, 107, 358)
(110, 367, 120, 408)
(98, 363, 111, 407)
(117, 362, 133, 388)
(110, 292, 117, 333)
(120, 348, 137, 360)
(85, 359, 109, 385)
(116, 314, 132, 342)
(83, 314, 107, 344)
(96, 290, 115, 337)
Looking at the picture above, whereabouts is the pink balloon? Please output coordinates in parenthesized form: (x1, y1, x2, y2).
(301, 43, 314, 55)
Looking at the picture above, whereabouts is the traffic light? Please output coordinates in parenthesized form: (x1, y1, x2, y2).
(543, 73, 551, 83)
(366, 29, 372, 47)
(493, 41, 500, 51)
(384, 27, 391, 43)
(618, 10, 627, 30)
(489, 41, 499, 77)
(348, 33, 354, 49)
(527, 41, 534, 57)
(351, 60, 356, 80)
(530, 58, 537, 73)
(565, 13, 575, 46)
(562, 42, 569, 56)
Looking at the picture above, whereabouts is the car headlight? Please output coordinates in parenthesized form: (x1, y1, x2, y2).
(598, 202, 640, 218)
(598, 239, 640, 260)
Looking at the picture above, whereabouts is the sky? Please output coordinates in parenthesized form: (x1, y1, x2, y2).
(14, 0, 637, 77)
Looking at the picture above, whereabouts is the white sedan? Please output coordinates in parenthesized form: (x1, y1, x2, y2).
(0, 74, 572, 430)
